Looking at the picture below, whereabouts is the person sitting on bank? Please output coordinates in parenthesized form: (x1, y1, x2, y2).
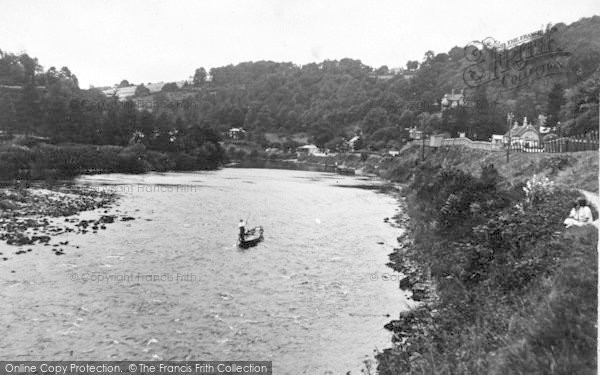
(238, 219, 246, 240)
(564, 198, 593, 228)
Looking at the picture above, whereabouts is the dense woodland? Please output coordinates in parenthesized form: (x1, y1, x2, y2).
(0, 16, 599, 155)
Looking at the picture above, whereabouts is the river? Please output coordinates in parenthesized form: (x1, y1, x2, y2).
(0, 168, 411, 374)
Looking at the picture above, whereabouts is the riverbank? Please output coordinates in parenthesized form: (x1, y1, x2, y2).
(301, 146, 599, 192)
(373, 163, 597, 374)
(294, 146, 598, 373)
(0, 141, 225, 183)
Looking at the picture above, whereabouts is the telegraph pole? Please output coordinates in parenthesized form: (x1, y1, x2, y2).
(421, 131, 425, 161)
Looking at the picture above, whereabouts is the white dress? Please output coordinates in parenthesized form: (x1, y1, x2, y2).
(564, 206, 593, 227)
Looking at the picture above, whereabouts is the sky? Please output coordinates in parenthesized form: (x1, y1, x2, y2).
(0, 0, 598, 88)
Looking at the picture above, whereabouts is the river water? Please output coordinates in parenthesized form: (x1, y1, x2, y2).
(0, 168, 411, 374)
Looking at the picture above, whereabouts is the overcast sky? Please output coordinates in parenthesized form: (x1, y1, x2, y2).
(0, 0, 598, 88)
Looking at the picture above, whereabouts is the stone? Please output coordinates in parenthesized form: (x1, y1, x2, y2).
(0, 199, 17, 210)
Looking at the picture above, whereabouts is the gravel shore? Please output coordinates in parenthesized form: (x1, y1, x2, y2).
(0, 184, 135, 259)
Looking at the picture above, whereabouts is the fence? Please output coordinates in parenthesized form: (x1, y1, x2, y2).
(506, 131, 599, 153)
(440, 137, 503, 151)
(409, 130, 598, 154)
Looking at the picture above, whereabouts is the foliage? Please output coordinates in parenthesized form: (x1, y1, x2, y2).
(193, 67, 207, 86)
(522, 174, 556, 206)
(380, 163, 597, 374)
(0, 143, 221, 181)
(134, 84, 150, 97)
(161, 82, 179, 92)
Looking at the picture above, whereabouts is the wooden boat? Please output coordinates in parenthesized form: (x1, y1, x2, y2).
(238, 226, 264, 248)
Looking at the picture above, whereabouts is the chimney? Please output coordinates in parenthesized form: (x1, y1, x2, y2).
(451, 88, 455, 96)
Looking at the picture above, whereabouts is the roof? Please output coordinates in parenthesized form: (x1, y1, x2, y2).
(445, 93, 464, 101)
(505, 124, 539, 138)
(297, 144, 318, 149)
(348, 136, 360, 143)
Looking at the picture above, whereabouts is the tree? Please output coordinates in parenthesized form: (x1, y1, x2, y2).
(361, 107, 390, 134)
(376, 65, 390, 75)
(193, 67, 207, 86)
(134, 84, 151, 97)
(118, 80, 132, 88)
(448, 46, 463, 61)
(546, 83, 564, 127)
(406, 60, 419, 71)
(161, 82, 179, 92)
(398, 109, 416, 129)
(422, 50, 435, 67)
(313, 130, 334, 148)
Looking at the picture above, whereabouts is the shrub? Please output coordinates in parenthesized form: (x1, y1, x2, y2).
(0, 145, 33, 181)
(522, 174, 555, 206)
(173, 153, 197, 170)
(117, 151, 148, 174)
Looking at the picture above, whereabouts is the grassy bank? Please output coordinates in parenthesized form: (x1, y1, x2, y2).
(376, 163, 597, 374)
(301, 147, 597, 373)
(0, 142, 224, 183)
(303, 146, 599, 192)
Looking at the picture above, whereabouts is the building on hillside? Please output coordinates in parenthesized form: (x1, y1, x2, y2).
(408, 128, 422, 140)
(441, 89, 466, 111)
(504, 117, 540, 146)
(491, 134, 504, 145)
(296, 144, 320, 157)
(228, 128, 246, 140)
(347, 135, 361, 151)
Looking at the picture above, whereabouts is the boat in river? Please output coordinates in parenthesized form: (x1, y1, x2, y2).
(238, 226, 264, 248)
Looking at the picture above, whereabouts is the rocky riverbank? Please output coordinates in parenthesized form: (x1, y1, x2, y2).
(0, 184, 136, 260)
(374, 162, 597, 374)
(376, 190, 441, 373)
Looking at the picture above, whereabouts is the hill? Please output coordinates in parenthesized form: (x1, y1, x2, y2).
(128, 16, 600, 150)
(0, 16, 598, 156)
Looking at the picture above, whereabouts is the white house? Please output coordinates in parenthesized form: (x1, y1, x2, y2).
(505, 117, 540, 146)
(491, 134, 504, 145)
(441, 89, 466, 111)
(228, 128, 246, 140)
(296, 144, 320, 156)
(347, 135, 361, 151)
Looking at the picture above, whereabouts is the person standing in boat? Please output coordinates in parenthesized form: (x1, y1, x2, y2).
(238, 219, 246, 241)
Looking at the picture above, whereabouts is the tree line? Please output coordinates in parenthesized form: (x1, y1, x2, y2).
(0, 16, 598, 156)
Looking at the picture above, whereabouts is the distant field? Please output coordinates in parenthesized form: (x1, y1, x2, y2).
(264, 132, 309, 144)
(101, 81, 188, 99)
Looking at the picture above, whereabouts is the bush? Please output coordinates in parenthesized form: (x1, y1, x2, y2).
(0, 145, 33, 181)
(174, 153, 197, 170)
(116, 152, 148, 174)
(380, 164, 597, 374)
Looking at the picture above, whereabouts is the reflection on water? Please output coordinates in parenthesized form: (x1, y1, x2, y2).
(0, 168, 410, 374)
